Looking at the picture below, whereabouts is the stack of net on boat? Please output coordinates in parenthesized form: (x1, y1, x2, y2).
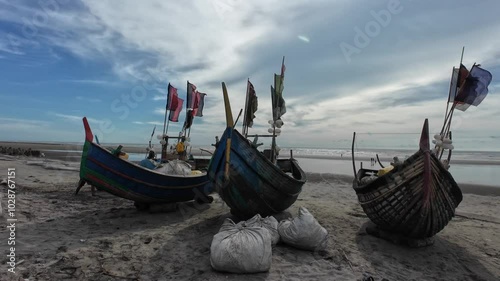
(155, 160, 193, 176)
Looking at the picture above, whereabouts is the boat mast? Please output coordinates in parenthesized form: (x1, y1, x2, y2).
(242, 78, 250, 137)
(440, 47, 465, 134)
(184, 80, 190, 139)
(270, 56, 285, 164)
(436, 47, 465, 159)
(161, 83, 173, 161)
(351, 132, 357, 178)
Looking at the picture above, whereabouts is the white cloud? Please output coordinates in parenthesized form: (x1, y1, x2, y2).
(1, 0, 500, 148)
(49, 112, 104, 126)
(153, 108, 166, 116)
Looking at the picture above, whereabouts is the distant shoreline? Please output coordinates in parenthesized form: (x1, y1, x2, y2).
(292, 154, 500, 166)
(1, 141, 500, 166)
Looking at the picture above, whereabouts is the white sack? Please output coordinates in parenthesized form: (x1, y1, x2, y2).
(210, 218, 272, 273)
(238, 214, 280, 246)
(278, 207, 328, 251)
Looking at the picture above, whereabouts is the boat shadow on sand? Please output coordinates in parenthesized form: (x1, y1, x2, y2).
(355, 220, 498, 280)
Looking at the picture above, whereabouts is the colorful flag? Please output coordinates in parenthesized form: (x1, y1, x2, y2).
(186, 82, 197, 110)
(447, 67, 459, 103)
(454, 64, 492, 111)
(458, 63, 469, 88)
(169, 97, 184, 122)
(244, 81, 258, 127)
(274, 74, 284, 97)
(272, 58, 286, 121)
(194, 92, 206, 117)
(166, 83, 178, 110)
(449, 64, 471, 104)
(271, 86, 286, 121)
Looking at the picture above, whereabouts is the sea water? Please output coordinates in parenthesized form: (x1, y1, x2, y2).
(45, 146, 499, 187)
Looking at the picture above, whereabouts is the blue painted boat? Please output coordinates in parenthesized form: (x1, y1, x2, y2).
(75, 117, 213, 207)
(207, 83, 306, 218)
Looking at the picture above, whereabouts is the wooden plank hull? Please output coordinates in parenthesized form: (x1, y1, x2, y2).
(208, 127, 306, 218)
(353, 120, 462, 238)
(79, 118, 213, 204)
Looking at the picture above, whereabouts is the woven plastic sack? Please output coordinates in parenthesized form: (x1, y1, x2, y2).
(278, 207, 328, 251)
(238, 214, 280, 246)
(210, 218, 272, 273)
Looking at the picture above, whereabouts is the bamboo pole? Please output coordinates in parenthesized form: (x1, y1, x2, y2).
(246, 134, 276, 138)
(222, 82, 234, 180)
(242, 78, 250, 137)
(351, 132, 357, 178)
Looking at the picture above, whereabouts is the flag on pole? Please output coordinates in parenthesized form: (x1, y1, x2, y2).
(457, 63, 469, 88)
(166, 83, 178, 110)
(186, 82, 197, 110)
(244, 81, 258, 127)
(194, 92, 207, 117)
(272, 57, 286, 120)
(183, 81, 198, 129)
(449, 64, 470, 104)
(271, 86, 286, 121)
(454, 64, 492, 111)
(168, 97, 184, 122)
(447, 67, 459, 103)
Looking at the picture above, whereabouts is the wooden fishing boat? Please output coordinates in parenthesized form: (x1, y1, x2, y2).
(207, 83, 306, 218)
(351, 54, 492, 239)
(75, 117, 213, 207)
(352, 119, 463, 238)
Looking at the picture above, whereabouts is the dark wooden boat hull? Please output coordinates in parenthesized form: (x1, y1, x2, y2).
(78, 117, 213, 204)
(208, 127, 306, 218)
(353, 119, 463, 238)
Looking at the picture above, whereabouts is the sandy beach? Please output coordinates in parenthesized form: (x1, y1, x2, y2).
(1, 149, 499, 281)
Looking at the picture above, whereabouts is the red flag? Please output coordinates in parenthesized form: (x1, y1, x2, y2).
(169, 97, 184, 122)
(166, 84, 178, 110)
(192, 92, 207, 117)
(457, 64, 469, 88)
(186, 82, 197, 109)
(192, 91, 200, 111)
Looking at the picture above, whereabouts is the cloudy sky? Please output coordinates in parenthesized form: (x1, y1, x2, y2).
(1, 0, 499, 151)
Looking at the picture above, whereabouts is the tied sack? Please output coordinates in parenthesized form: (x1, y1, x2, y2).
(278, 207, 328, 251)
(210, 218, 272, 273)
(238, 214, 280, 246)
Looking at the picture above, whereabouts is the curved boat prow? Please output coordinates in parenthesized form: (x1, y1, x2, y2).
(222, 82, 234, 128)
(221, 82, 233, 180)
(419, 119, 431, 207)
(83, 117, 94, 143)
(419, 118, 430, 152)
